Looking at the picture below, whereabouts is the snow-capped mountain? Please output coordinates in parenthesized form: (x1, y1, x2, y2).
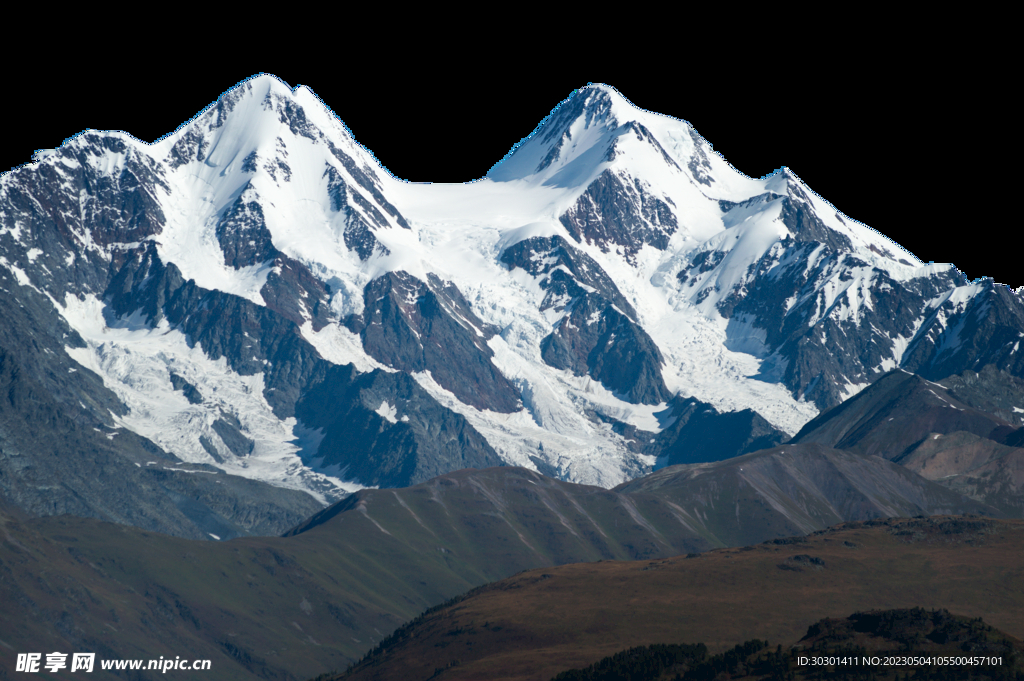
(2, 75, 1022, 536)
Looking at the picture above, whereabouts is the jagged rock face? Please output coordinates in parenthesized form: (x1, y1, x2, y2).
(324, 165, 390, 260)
(499, 235, 637, 318)
(105, 243, 327, 417)
(686, 128, 715, 186)
(296, 365, 503, 488)
(169, 372, 203, 404)
(670, 171, 1024, 413)
(559, 169, 678, 261)
(0, 265, 322, 539)
(0, 134, 168, 303)
(541, 292, 671, 405)
(655, 396, 789, 466)
(0, 78, 518, 536)
(902, 282, 1024, 382)
(714, 236, 963, 410)
(259, 254, 333, 330)
(532, 88, 619, 174)
(345, 271, 523, 413)
(501, 235, 669, 404)
(214, 184, 334, 328)
(589, 394, 789, 465)
(324, 142, 411, 231)
(938, 364, 1024, 427)
(719, 186, 854, 253)
(216, 186, 279, 268)
(108, 244, 506, 489)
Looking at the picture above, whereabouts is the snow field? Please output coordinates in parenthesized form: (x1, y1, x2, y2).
(19, 75, 994, 495)
(59, 294, 359, 504)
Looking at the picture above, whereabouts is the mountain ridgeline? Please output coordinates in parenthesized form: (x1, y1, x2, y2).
(0, 75, 1023, 541)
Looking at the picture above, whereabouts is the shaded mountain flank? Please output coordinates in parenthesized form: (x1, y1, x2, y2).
(651, 395, 788, 466)
(0, 264, 324, 541)
(793, 367, 1024, 516)
(294, 363, 503, 488)
(500, 234, 671, 405)
(343, 270, 523, 413)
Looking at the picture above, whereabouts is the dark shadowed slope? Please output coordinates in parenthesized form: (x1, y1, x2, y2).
(792, 367, 1024, 517)
(792, 369, 1016, 459)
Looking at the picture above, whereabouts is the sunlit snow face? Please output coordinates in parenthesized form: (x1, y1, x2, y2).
(12, 75, 949, 493)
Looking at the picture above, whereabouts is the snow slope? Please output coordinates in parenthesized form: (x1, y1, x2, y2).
(8, 75, 999, 496)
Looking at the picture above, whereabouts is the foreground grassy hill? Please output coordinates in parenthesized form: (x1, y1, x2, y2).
(0, 457, 1005, 680)
(336, 516, 1024, 681)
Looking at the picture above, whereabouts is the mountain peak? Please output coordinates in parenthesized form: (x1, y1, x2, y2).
(486, 83, 684, 186)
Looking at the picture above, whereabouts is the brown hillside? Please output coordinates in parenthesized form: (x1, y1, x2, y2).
(337, 516, 1024, 681)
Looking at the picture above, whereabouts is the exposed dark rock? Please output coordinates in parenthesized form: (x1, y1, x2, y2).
(0, 134, 168, 308)
(169, 372, 203, 404)
(540, 292, 671, 405)
(324, 164, 388, 229)
(499, 235, 636, 319)
(677, 248, 725, 285)
(621, 121, 681, 171)
(938, 364, 1024, 426)
(902, 280, 1024, 384)
(264, 90, 412, 231)
(323, 165, 390, 260)
(715, 235, 961, 410)
(655, 396, 788, 465)
(215, 185, 278, 268)
(208, 81, 249, 129)
(211, 416, 254, 458)
(559, 169, 677, 262)
(295, 365, 503, 488)
(345, 271, 522, 413)
(501, 235, 669, 405)
(269, 93, 319, 141)
(103, 244, 504, 492)
(781, 183, 853, 251)
(589, 393, 787, 465)
(199, 435, 224, 463)
(104, 242, 330, 418)
(687, 128, 715, 186)
(709, 180, 1024, 412)
(326, 143, 411, 230)
(588, 411, 660, 457)
(167, 128, 208, 168)
(533, 88, 617, 174)
(0, 266, 322, 538)
(259, 253, 333, 331)
(241, 150, 258, 172)
(1002, 428, 1024, 448)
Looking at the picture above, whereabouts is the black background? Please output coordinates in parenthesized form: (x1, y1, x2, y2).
(1, 60, 1012, 287)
